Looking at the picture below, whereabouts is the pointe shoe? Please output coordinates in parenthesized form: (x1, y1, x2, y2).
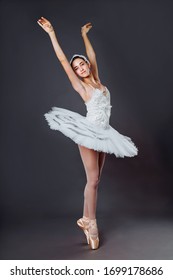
(77, 217, 89, 244)
(88, 219, 99, 250)
(89, 235, 99, 250)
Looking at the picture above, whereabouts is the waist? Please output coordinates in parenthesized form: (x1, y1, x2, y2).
(86, 111, 110, 129)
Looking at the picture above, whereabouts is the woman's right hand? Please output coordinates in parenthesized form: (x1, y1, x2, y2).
(81, 22, 92, 36)
(37, 16, 54, 34)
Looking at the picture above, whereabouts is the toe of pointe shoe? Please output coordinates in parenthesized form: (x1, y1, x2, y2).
(89, 236, 99, 250)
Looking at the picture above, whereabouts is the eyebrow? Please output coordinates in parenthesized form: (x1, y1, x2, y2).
(73, 61, 84, 69)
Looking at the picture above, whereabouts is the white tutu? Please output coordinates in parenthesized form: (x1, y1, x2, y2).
(44, 87, 138, 158)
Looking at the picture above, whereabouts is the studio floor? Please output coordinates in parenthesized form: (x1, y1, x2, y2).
(0, 215, 173, 260)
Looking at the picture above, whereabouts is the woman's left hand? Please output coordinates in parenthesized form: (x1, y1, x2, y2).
(81, 22, 92, 36)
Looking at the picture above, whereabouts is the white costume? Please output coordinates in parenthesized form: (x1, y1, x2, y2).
(44, 85, 138, 157)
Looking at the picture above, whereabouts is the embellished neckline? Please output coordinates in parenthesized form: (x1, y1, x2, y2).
(95, 87, 108, 96)
(87, 83, 107, 95)
(85, 87, 108, 105)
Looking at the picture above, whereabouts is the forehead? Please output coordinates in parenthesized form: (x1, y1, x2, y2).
(72, 58, 86, 67)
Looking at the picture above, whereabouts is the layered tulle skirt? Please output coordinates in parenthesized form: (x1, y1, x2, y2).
(44, 107, 138, 158)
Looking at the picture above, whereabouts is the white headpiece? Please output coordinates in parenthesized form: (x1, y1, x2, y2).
(70, 54, 90, 65)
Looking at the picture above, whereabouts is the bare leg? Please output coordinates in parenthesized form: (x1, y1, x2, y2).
(98, 151, 106, 179)
(78, 145, 99, 219)
(77, 145, 106, 249)
(78, 145, 106, 219)
(82, 151, 106, 217)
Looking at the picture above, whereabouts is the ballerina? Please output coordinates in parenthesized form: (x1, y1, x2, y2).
(37, 17, 138, 250)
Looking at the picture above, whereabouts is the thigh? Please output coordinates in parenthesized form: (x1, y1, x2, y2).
(78, 145, 99, 178)
(98, 152, 106, 178)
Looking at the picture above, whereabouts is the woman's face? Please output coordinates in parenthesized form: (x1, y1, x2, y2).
(72, 58, 90, 78)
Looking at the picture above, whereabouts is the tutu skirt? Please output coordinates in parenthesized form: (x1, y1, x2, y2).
(44, 107, 138, 158)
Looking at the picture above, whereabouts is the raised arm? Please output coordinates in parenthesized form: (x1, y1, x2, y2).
(37, 17, 86, 97)
(81, 23, 100, 82)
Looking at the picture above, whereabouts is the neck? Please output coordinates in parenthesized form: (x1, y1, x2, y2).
(82, 74, 98, 85)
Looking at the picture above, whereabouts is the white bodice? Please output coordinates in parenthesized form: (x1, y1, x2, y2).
(85, 87, 112, 129)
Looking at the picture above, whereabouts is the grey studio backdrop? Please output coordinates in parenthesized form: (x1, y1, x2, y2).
(0, 0, 173, 259)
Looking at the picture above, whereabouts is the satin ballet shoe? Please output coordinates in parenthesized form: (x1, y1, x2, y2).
(77, 218, 89, 244)
(88, 235, 99, 250)
(88, 219, 99, 250)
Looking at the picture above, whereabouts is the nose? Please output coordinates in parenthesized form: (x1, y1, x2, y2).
(79, 65, 84, 71)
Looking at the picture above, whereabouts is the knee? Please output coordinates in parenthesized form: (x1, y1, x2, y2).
(87, 176, 100, 188)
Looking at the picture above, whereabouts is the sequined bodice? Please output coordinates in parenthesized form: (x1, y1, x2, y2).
(85, 87, 112, 129)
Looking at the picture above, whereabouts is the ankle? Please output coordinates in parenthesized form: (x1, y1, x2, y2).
(89, 219, 97, 226)
(83, 216, 89, 221)
(89, 219, 98, 235)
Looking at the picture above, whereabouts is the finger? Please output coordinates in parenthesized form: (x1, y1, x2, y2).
(41, 18, 47, 24)
(82, 22, 90, 28)
(38, 18, 46, 25)
(37, 19, 46, 27)
(37, 21, 43, 27)
(41, 16, 48, 22)
(37, 19, 44, 25)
